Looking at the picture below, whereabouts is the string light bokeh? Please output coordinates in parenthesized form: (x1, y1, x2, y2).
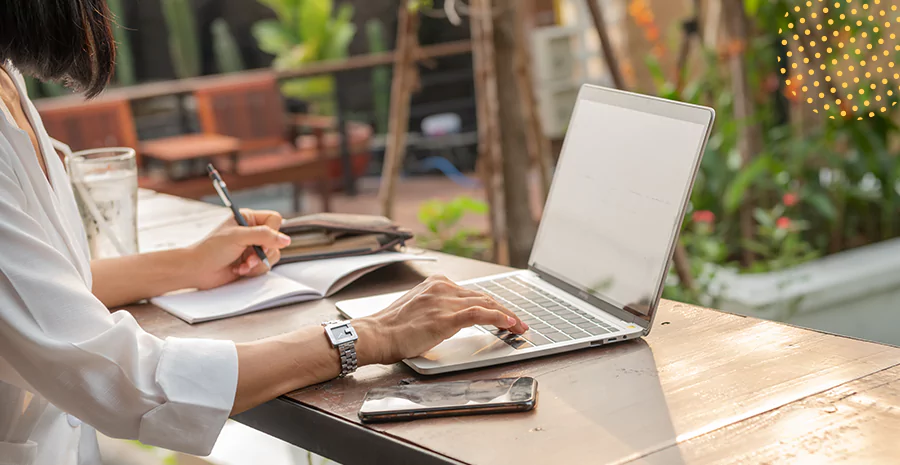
(779, 0, 900, 119)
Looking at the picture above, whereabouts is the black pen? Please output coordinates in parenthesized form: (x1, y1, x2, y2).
(207, 164, 271, 270)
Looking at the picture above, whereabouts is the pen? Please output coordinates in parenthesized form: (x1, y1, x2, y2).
(207, 164, 271, 270)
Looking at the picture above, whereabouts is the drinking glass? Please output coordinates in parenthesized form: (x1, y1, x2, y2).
(66, 148, 140, 259)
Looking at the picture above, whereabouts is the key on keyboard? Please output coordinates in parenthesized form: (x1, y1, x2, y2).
(463, 276, 614, 349)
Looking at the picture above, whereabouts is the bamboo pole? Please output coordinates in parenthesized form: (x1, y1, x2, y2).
(378, 6, 420, 218)
(585, 0, 625, 89)
(722, 0, 761, 267)
(470, 0, 510, 265)
(513, 1, 554, 204)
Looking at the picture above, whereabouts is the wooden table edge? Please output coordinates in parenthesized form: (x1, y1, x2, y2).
(234, 396, 465, 465)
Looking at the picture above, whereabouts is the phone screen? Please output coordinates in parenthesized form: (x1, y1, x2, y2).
(359, 377, 537, 421)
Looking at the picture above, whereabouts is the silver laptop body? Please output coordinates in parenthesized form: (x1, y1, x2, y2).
(337, 84, 715, 374)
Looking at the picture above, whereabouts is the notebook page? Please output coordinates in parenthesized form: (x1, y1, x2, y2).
(272, 252, 435, 296)
(151, 273, 318, 323)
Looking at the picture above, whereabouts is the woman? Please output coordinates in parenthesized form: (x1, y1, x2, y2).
(0, 2, 526, 464)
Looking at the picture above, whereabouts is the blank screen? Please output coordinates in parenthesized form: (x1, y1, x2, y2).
(530, 98, 708, 318)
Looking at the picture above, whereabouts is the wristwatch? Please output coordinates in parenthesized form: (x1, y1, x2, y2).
(321, 320, 358, 377)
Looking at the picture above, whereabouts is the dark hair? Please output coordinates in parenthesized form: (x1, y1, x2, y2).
(0, 1, 116, 98)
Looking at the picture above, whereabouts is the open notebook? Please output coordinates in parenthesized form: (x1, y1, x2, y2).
(151, 252, 434, 324)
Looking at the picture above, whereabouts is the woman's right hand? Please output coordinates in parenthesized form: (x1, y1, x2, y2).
(352, 275, 529, 366)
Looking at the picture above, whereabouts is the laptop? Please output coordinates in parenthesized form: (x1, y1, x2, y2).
(337, 84, 715, 374)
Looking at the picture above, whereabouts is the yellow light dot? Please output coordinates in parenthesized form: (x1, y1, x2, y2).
(891, 90, 895, 96)
(870, 112, 875, 117)
(866, 72, 872, 78)
(807, 98, 814, 103)
(873, 54, 879, 60)
(829, 19, 835, 25)
(800, 18, 807, 24)
(832, 87, 838, 93)
(838, 70, 844, 76)
(876, 95, 883, 101)
(814, 81, 820, 87)
(817, 24, 823, 30)
(865, 100, 871, 106)
(884, 79, 889, 84)
(869, 15, 875, 21)
(886, 50, 891, 56)
(892, 34, 897, 40)
(851, 37, 857, 43)
(851, 9, 858, 15)
(803, 86, 809, 92)
(853, 105, 859, 111)
(815, 52, 821, 59)
(876, 27, 881, 34)
(804, 57, 810, 63)
(844, 53, 850, 59)
(841, 111, 848, 116)
(871, 84, 877, 90)
(849, 65, 856, 71)
(782, 39, 788, 46)
(820, 64, 826, 70)
(833, 59, 839, 65)
(799, 46, 805, 52)
(786, 79, 792, 85)
(795, 6, 800, 12)
(858, 86, 864, 92)
(810, 40, 816, 47)
(845, 25, 851, 31)
(798, 74, 804, 80)
(793, 63, 799, 69)
(809, 69, 815, 75)
(855, 77, 861, 84)
(862, 32, 869, 38)
(819, 92, 826, 98)
(834, 31, 840, 37)
(844, 83, 850, 88)
(867, 44, 874, 50)
(814, 109, 819, 113)
(836, 99, 842, 105)
(827, 47, 833, 53)
(781, 68, 787, 74)
(855, 48, 862, 54)
(826, 76, 832, 82)
(881, 107, 887, 112)
(861, 60, 867, 66)
(787, 51, 793, 57)
(778, 56, 782, 63)
(857, 20, 864, 26)
(878, 67, 884, 72)
(839, 41, 845, 48)
(805, 29, 811, 35)
(824, 104, 831, 110)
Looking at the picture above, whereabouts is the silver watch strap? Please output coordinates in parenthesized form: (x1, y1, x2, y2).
(322, 320, 358, 378)
(337, 341, 358, 378)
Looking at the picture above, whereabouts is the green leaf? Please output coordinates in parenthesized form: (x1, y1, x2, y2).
(753, 207, 774, 228)
(723, 155, 771, 214)
(299, 0, 332, 44)
(252, 20, 296, 56)
(744, 0, 761, 16)
(258, 0, 304, 27)
(806, 192, 838, 222)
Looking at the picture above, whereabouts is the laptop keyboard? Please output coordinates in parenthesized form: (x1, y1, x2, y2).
(462, 276, 616, 350)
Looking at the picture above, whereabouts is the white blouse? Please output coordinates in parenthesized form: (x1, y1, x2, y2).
(0, 66, 239, 465)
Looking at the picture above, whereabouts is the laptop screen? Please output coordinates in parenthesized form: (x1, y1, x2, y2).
(529, 93, 710, 323)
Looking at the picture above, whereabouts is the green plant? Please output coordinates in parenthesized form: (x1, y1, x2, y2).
(212, 18, 246, 74)
(417, 196, 490, 259)
(106, 0, 137, 85)
(366, 19, 391, 135)
(252, 0, 356, 114)
(162, 0, 202, 79)
(649, 0, 900, 305)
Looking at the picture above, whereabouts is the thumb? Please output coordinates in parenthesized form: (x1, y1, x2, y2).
(232, 226, 292, 249)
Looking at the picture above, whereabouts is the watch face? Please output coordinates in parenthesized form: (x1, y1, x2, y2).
(328, 323, 357, 345)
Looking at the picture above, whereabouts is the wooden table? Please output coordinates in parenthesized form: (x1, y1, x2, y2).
(140, 133, 241, 180)
(132, 191, 900, 464)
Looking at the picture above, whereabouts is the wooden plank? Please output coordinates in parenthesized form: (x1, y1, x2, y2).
(129, 248, 900, 465)
(131, 194, 900, 465)
(635, 364, 900, 464)
(33, 41, 472, 110)
(470, 0, 510, 265)
(378, 6, 420, 219)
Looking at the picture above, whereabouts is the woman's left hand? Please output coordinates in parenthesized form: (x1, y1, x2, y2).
(186, 209, 292, 290)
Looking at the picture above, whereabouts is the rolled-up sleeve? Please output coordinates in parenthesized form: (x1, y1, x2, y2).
(0, 151, 237, 455)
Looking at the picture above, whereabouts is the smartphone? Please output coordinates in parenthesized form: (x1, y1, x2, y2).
(358, 377, 538, 423)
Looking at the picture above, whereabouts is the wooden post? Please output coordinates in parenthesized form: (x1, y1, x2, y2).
(470, 0, 510, 265)
(513, 0, 554, 204)
(494, 0, 539, 268)
(585, 0, 626, 89)
(722, 0, 760, 267)
(378, 5, 420, 218)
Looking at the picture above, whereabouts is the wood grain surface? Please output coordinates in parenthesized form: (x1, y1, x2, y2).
(132, 191, 900, 464)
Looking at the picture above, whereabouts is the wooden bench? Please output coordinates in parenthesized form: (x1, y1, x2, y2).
(37, 76, 374, 213)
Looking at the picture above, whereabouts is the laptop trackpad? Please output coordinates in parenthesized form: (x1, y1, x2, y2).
(416, 327, 515, 364)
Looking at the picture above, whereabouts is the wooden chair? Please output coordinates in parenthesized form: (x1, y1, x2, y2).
(39, 99, 141, 163)
(194, 75, 372, 211)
